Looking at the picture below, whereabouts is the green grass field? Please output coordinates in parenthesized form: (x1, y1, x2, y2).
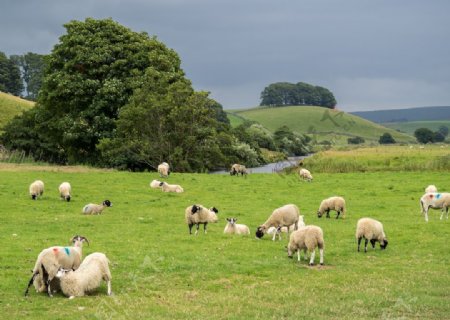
(1, 152, 449, 319)
(382, 121, 450, 136)
(0, 91, 34, 133)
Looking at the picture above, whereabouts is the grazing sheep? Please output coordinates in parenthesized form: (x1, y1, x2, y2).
(317, 196, 346, 219)
(29, 180, 44, 200)
(256, 204, 300, 241)
(223, 218, 250, 235)
(425, 185, 438, 193)
(287, 225, 324, 266)
(230, 164, 248, 176)
(24, 235, 89, 297)
(356, 218, 388, 252)
(298, 168, 313, 182)
(157, 162, 170, 178)
(58, 182, 72, 202)
(159, 181, 184, 193)
(267, 215, 305, 240)
(56, 252, 112, 299)
(420, 192, 450, 222)
(150, 179, 162, 189)
(185, 205, 219, 235)
(82, 200, 112, 215)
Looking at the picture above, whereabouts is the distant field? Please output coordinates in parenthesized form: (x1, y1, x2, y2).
(230, 106, 415, 144)
(0, 91, 34, 133)
(383, 120, 450, 136)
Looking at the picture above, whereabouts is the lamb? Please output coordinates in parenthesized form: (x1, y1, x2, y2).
(157, 162, 170, 178)
(58, 182, 72, 202)
(150, 179, 162, 189)
(82, 200, 113, 215)
(29, 180, 44, 200)
(425, 185, 438, 193)
(223, 218, 250, 235)
(159, 181, 184, 193)
(298, 168, 313, 182)
(356, 218, 388, 252)
(287, 225, 324, 266)
(55, 252, 112, 299)
(185, 205, 219, 235)
(419, 192, 450, 222)
(255, 204, 300, 241)
(267, 215, 305, 240)
(230, 163, 248, 176)
(24, 235, 89, 297)
(317, 196, 346, 219)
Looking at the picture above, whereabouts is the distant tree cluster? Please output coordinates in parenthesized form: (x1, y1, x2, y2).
(347, 136, 365, 144)
(0, 51, 23, 96)
(260, 82, 336, 109)
(379, 133, 396, 144)
(414, 126, 448, 144)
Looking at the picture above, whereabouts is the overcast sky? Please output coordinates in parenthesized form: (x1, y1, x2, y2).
(1, 0, 449, 112)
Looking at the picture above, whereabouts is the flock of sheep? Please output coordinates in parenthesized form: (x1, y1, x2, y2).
(24, 162, 449, 299)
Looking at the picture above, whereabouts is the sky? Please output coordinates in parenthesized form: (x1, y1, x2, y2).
(1, 0, 450, 112)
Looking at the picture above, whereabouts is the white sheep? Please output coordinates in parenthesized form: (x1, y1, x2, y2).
(420, 192, 450, 222)
(256, 204, 300, 241)
(425, 185, 438, 193)
(267, 215, 305, 240)
(150, 179, 162, 189)
(287, 225, 324, 266)
(24, 235, 89, 297)
(159, 181, 184, 193)
(185, 205, 219, 235)
(55, 252, 112, 299)
(230, 164, 248, 176)
(298, 168, 313, 182)
(317, 196, 346, 219)
(58, 182, 72, 202)
(223, 218, 250, 235)
(356, 218, 388, 252)
(157, 162, 170, 178)
(29, 180, 44, 200)
(82, 200, 113, 215)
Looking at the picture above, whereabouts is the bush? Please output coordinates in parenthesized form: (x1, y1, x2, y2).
(347, 136, 365, 144)
(379, 133, 396, 144)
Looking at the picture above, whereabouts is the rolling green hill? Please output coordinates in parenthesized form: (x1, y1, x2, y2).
(228, 106, 415, 144)
(0, 91, 35, 133)
(382, 120, 450, 136)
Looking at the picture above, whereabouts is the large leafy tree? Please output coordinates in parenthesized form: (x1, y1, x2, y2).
(11, 52, 47, 100)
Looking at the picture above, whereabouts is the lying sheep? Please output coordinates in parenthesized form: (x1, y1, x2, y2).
(420, 192, 450, 222)
(223, 218, 250, 235)
(55, 252, 112, 299)
(267, 215, 305, 240)
(298, 168, 313, 182)
(58, 182, 72, 202)
(157, 162, 170, 178)
(317, 196, 346, 219)
(425, 185, 438, 193)
(25, 235, 89, 297)
(150, 179, 162, 189)
(230, 164, 248, 176)
(356, 218, 388, 252)
(159, 181, 184, 193)
(82, 200, 113, 215)
(256, 204, 300, 241)
(287, 225, 324, 266)
(185, 205, 219, 235)
(29, 180, 44, 200)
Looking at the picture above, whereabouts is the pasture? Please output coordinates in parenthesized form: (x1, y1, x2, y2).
(1, 162, 449, 319)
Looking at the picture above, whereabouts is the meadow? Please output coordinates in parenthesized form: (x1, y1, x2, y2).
(0, 91, 34, 133)
(1, 153, 449, 319)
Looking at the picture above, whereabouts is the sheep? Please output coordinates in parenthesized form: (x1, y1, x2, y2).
(58, 182, 72, 202)
(317, 196, 346, 219)
(24, 235, 89, 297)
(150, 179, 162, 189)
(29, 180, 44, 200)
(82, 200, 113, 215)
(230, 163, 248, 176)
(267, 215, 305, 240)
(425, 185, 438, 193)
(287, 225, 324, 266)
(255, 204, 300, 241)
(420, 192, 450, 222)
(55, 252, 112, 299)
(157, 162, 170, 178)
(159, 181, 184, 193)
(356, 218, 388, 252)
(185, 205, 219, 235)
(223, 218, 250, 235)
(298, 168, 313, 182)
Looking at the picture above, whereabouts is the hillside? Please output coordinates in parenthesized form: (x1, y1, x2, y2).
(382, 120, 450, 136)
(0, 91, 35, 132)
(351, 106, 450, 123)
(228, 106, 415, 144)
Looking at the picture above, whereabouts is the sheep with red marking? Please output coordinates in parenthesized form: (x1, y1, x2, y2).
(420, 192, 450, 222)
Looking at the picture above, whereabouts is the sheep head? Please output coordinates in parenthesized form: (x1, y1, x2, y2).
(55, 267, 72, 278)
(102, 200, 112, 207)
(255, 226, 265, 238)
(317, 210, 323, 218)
(380, 238, 388, 250)
(226, 218, 237, 226)
(71, 235, 89, 246)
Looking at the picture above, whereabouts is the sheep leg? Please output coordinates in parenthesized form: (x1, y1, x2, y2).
(188, 223, 194, 234)
(319, 248, 324, 265)
(364, 239, 369, 253)
(297, 250, 301, 262)
(425, 208, 429, 222)
(357, 237, 362, 252)
(304, 249, 308, 261)
(440, 209, 445, 220)
(309, 250, 316, 266)
(195, 224, 200, 235)
(204, 223, 208, 234)
(107, 280, 112, 296)
(336, 211, 340, 219)
(326, 210, 330, 218)
(46, 279, 53, 297)
(24, 272, 38, 296)
(370, 239, 376, 249)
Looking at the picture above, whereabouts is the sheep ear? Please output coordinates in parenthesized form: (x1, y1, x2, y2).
(226, 218, 230, 222)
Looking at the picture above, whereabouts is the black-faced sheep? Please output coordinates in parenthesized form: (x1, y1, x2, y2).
(59, 182, 72, 202)
(267, 215, 305, 240)
(420, 192, 450, 222)
(317, 196, 346, 219)
(150, 179, 162, 189)
(223, 218, 250, 235)
(256, 204, 300, 241)
(185, 205, 219, 235)
(230, 164, 248, 176)
(29, 180, 44, 200)
(82, 200, 112, 215)
(356, 218, 388, 252)
(287, 225, 324, 266)
(159, 181, 184, 193)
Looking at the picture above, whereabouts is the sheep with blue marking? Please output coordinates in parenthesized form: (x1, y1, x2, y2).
(420, 192, 450, 222)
